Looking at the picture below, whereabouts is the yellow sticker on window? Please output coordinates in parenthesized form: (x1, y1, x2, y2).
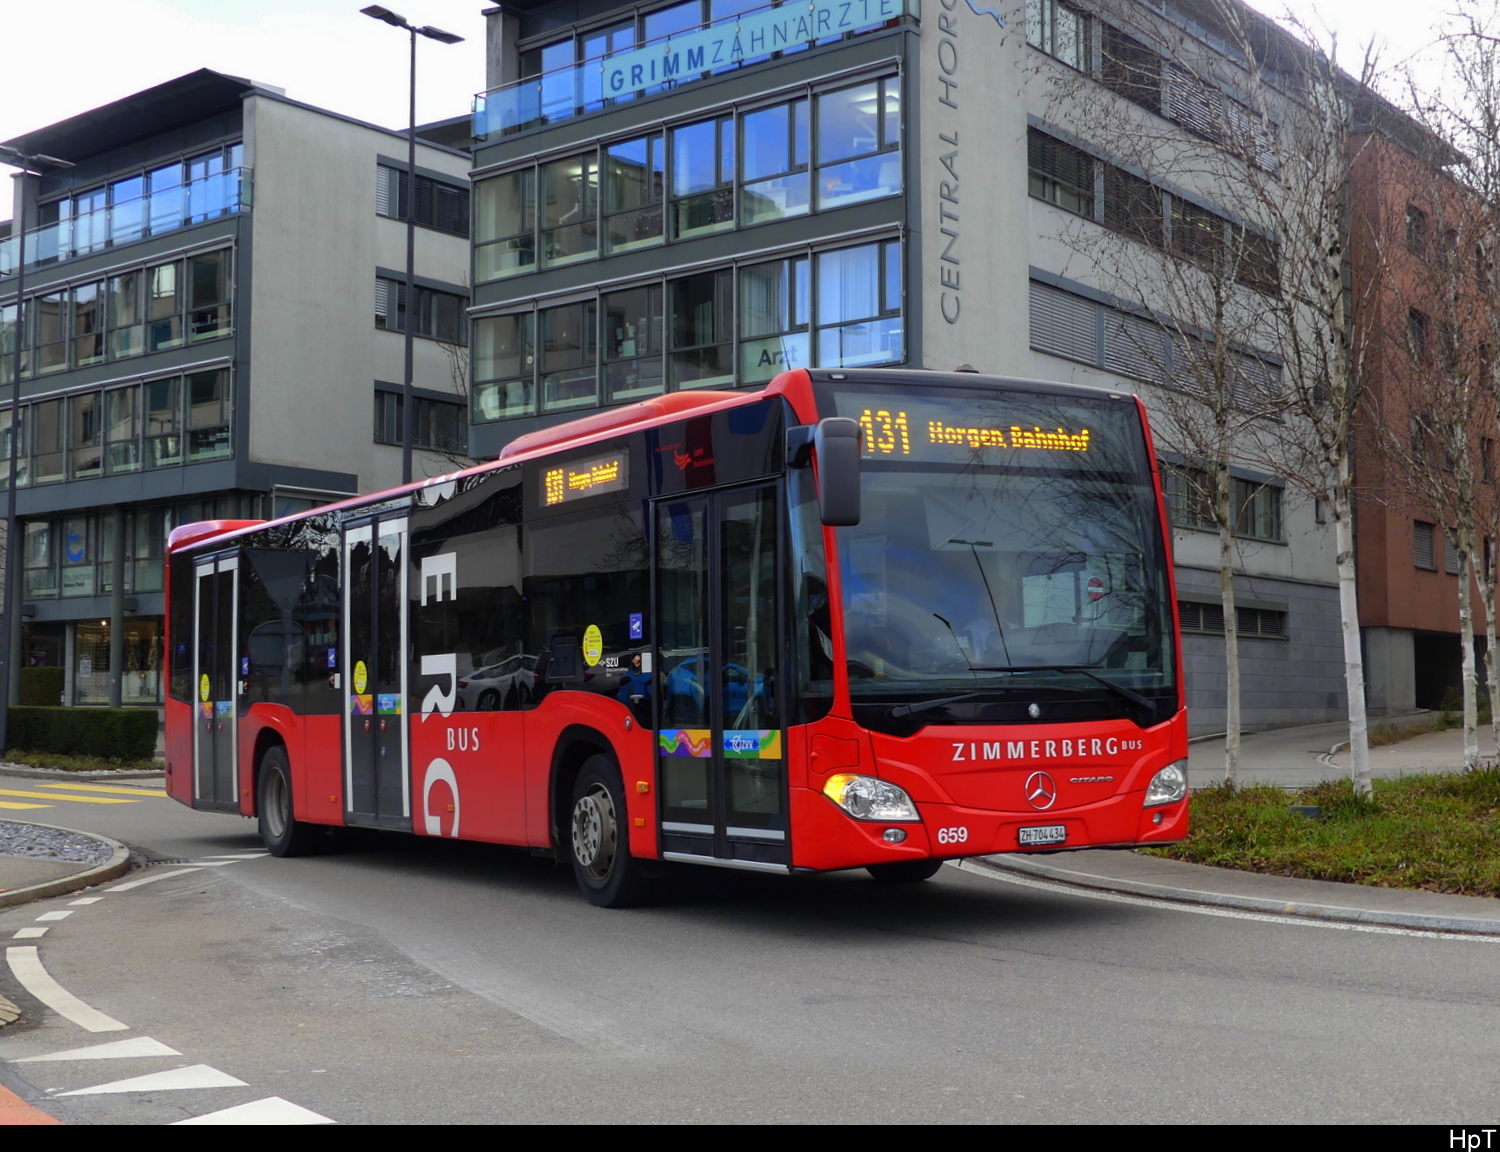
(199, 673, 210, 702)
(583, 625, 603, 667)
(353, 660, 369, 695)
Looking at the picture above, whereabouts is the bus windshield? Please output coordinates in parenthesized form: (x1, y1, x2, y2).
(824, 383, 1174, 711)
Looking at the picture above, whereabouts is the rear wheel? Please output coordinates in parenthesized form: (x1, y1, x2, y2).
(257, 745, 319, 857)
(867, 858, 945, 883)
(569, 754, 647, 908)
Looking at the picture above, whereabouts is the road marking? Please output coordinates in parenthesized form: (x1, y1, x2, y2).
(955, 860, 1500, 943)
(186, 862, 249, 868)
(17, 1037, 182, 1062)
(203, 853, 268, 860)
(34, 783, 168, 798)
(33, 912, 72, 923)
(0, 789, 131, 805)
(10, 928, 46, 940)
(57, 1063, 247, 1095)
(67, 898, 102, 906)
(0, 801, 49, 810)
(4, 947, 127, 1032)
(173, 1096, 336, 1125)
(107, 868, 202, 892)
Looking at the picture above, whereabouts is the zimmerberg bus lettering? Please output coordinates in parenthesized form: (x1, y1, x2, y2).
(950, 737, 1145, 761)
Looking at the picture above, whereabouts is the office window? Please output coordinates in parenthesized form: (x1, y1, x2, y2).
(603, 285, 664, 403)
(1444, 532, 1462, 574)
(1236, 606, 1287, 639)
(816, 240, 902, 369)
(375, 278, 467, 342)
(670, 269, 734, 388)
(146, 377, 182, 468)
(31, 399, 64, 484)
(373, 391, 467, 452)
(0, 303, 15, 385)
(110, 174, 146, 246)
(0, 409, 23, 491)
(1162, 464, 1215, 531)
(147, 161, 185, 235)
(71, 282, 104, 367)
(1027, 0, 1091, 71)
(1414, 520, 1436, 570)
(147, 261, 182, 351)
(1178, 600, 1225, 635)
(107, 271, 143, 359)
(1104, 167, 1161, 247)
(188, 250, 231, 340)
(70, 392, 102, 480)
(1235, 226, 1280, 294)
(474, 313, 535, 421)
(1028, 130, 1094, 217)
(35, 292, 66, 374)
(539, 301, 598, 412)
(815, 78, 901, 210)
(60, 517, 94, 597)
(186, 369, 232, 462)
(106, 386, 141, 475)
(1171, 197, 1223, 268)
(474, 169, 537, 281)
(377, 165, 471, 238)
(1102, 24, 1161, 115)
(672, 117, 735, 239)
(604, 135, 666, 253)
(24, 521, 56, 599)
(1406, 205, 1428, 256)
(741, 100, 809, 226)
(541, 153, 599, 267)
(1409, 308, 1429, 362)
(739, 256, 809, 384)
(1233, 477, 1281, 541)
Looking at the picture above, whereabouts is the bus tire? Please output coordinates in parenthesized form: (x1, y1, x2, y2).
(257, 745, 318, 858)
(866, 858, 945, 883)
(569, 753, 647, 908)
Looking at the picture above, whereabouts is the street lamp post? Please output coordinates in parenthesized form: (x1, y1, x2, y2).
(360, 5, 463, 486)
(0, 145, 74, 752)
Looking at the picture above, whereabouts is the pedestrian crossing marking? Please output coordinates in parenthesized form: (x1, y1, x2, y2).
(0, 789, 132, 805)
(0, 801, 49, 810)
(35, 782, 168, 798)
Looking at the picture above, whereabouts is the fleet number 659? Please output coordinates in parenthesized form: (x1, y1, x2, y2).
(936, 826, 969, 845)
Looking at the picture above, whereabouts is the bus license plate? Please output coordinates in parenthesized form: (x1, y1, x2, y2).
(1019, 825, 1066, 847)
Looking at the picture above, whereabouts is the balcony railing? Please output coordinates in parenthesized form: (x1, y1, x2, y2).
(473, 0, 911, 142)
(1, 167, 253, 278)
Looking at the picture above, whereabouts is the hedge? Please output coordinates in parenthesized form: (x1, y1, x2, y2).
(8, 707, 158, 761)
(19, 667, 65, 708)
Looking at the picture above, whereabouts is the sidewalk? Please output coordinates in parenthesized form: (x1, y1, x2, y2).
(997, 715, 1500, 935)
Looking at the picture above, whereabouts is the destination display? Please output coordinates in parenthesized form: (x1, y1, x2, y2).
(542, 451, 629, 507)
(826, 387, 1143, 472)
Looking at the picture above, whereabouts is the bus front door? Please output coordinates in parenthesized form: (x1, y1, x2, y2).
(656, 484, 788, 871)
(342, 515, 411, 829)
(192, 552, 239, 812)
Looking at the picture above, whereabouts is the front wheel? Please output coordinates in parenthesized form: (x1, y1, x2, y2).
(257, 745, 320, 857)
(569, 754, 648, 908)
(867, 858, 945, 883)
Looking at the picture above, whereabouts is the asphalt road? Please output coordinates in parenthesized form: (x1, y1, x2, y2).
(3, 783, 1500, 1124)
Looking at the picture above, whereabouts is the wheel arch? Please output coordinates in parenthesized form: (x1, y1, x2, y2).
(250, 726, 288, 817)
(549, 725, 620, 853)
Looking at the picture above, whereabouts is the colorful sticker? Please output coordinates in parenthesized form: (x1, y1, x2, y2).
(723, 730, 782, 759)
(215, 701, 233, 718)
(659, 729, 713, 758)
(376, 693, 402, 716)
(349, 694, 374, 715)
(240, 655, 250, 677)
(199, 673, 210, 702)
(199, 702, 213, 719)
(629, 613, 643, 640)
(353, 660, 369, 695)
(582, 625, 603, 667)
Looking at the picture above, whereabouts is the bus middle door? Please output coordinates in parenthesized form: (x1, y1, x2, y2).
(656, 483, 788, 871)
(342, 514, 411, 829)
(191, 550, 239, 812)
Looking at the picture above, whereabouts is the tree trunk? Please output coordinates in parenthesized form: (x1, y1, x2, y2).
(1482, 556, 1500, 761)
(1459, 544, 1479, 770)
(1334, 496, 1372, 796)
(1217, 464, 1240, 789)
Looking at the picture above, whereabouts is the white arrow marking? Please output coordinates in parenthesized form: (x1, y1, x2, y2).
(17, 1037, 182, 1062)
(173, 1097, 336, 1125)
(58, 1063, 246, 1095)
(5, 946, 127, 1032)
(107, 868, 203, 892)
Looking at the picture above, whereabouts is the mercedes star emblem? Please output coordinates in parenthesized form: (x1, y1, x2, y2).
(1027, 703, 1042, 719)
(1024, 770, 1057, 810)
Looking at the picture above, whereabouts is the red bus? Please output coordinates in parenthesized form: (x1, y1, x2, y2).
(165, 368, 1188, 906)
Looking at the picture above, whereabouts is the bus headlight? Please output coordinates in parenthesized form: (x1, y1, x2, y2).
(823, 774, 921, 822)
(1145, 761, 1188, 807)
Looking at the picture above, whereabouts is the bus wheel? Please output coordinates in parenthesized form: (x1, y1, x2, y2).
(257, 745, 319, 858)
(569, 754, 647, 908)
(866, 859, 945, 883)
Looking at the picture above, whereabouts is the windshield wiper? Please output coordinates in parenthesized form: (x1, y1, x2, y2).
(970, 664, 1154, 710)
(888, 688, 1017, 718)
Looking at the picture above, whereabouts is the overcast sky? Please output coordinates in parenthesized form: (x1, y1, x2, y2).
(0, 0, 1468, 188)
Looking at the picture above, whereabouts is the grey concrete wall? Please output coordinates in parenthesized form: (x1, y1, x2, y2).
(1363, 625, 1416, 715)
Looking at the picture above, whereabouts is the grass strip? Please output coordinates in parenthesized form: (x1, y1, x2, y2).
(1146, 771, 1500, 896)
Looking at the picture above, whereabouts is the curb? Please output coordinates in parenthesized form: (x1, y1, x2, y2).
(974, 852, 1500, 937)
(0, 1081, 60, 1125)
(0, 765, 162, 783)
(0, 822, 133, 910)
